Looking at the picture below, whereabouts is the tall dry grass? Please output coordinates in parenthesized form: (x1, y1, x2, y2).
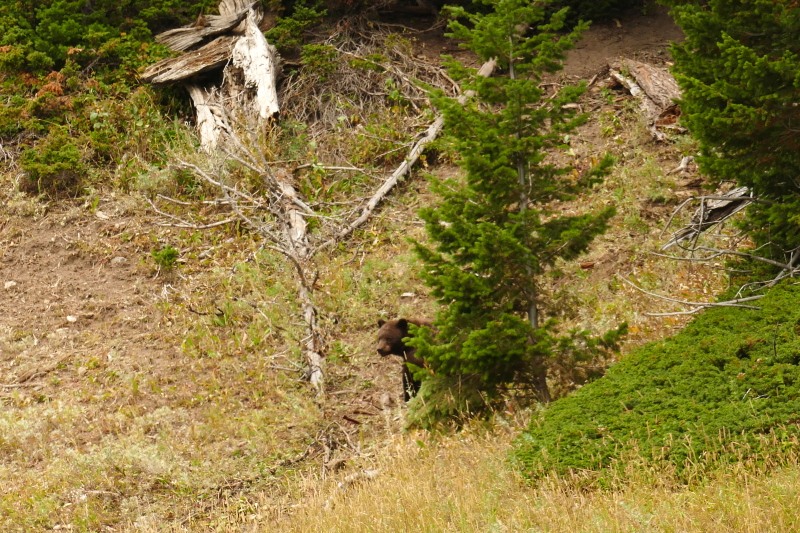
(251, 426, 800, 533)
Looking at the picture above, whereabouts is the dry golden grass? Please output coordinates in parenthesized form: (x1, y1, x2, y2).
(255, 426, 800, 533)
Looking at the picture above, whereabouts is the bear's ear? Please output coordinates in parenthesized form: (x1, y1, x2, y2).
(397, 318, 408, 330)
(377, 319, 386, 328)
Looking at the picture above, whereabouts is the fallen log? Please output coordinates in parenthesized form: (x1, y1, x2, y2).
(141, 35, 235, 85)
(155, 11, 248, 52)
(621, 59, 681, 110)
(608, 59, 682, 142)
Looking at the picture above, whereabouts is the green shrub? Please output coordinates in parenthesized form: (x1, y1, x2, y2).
(0, 0, 214, 69)
(19, 128, 86, 192)
(152, 245, 180, 270)
(0, 104, 24, 140)
(266, 0, 326, 51)
(515, 282, 800, 481)
(301, 44, 338, 82)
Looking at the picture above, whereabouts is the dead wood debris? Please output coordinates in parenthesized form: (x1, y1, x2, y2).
(143, 0, 279, 151)
(608, 59, 683, 141)
(147, 55, 497, 397)
(155, 10, 249, 52)
(660, 186, 755, 251)
(620, 276, 765, 316)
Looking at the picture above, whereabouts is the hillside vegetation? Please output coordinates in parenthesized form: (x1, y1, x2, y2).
(517, 282, 800, 480)
(2, 0, 800, 530)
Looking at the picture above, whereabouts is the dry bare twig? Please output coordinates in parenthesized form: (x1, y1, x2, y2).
(619, 276, 764, 316)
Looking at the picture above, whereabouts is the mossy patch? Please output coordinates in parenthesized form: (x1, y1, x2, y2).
(516, 282, 800, 479)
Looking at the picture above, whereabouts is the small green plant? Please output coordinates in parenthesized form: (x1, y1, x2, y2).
(599, 111, 621, 136)
(348, 53, 387, 72)
(151, 245, 179, 270)
(265, 0, 326, 51)
(19, 128, 86, 193)
(600, 88, 614, 105)
(301, 44, 338, 83)
(385, 78, 408, 109)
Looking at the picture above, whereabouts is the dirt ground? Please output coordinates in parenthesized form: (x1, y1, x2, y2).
(0, 7, 725, 531)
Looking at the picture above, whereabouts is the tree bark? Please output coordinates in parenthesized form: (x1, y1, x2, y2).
(622, 59, 681, 110)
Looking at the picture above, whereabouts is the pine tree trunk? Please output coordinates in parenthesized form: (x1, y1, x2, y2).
(509, 56, 539, 332)
(510, 51, 549, 403)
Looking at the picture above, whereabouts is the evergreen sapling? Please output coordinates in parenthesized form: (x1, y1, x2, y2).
(664, 0, 800, 255)
(407, 0, 626, 424)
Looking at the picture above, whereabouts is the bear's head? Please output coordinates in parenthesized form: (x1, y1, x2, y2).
(376, 318, 410, 357)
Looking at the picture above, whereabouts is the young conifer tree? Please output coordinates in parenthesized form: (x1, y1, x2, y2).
(663, 0, 800, 255)
(407, 0, 624, 419)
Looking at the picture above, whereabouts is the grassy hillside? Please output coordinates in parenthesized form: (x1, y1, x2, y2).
(516, 281, 800, 481)
(4, 2, 787, 529)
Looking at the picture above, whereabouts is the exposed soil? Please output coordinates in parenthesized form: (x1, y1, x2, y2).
(562, 5, 684, 78)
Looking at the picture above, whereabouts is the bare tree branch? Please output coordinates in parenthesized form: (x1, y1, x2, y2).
(619, 276, 764, 313)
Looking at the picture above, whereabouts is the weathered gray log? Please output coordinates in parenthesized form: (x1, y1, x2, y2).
(608, 59, 683, 141)
(141, 36, 235, 85)
(144, 2, 280, 142)
(155, 12, 247, 52)
(622, 59, 681, 110)
(609, 68, 668, 141)
(219, 0, 263, 31)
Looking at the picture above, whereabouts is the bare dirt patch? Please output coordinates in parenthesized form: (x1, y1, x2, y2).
(563, 5, 684, 79)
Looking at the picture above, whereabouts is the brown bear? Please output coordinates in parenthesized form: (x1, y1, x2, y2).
(376, 318, 431, 402)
